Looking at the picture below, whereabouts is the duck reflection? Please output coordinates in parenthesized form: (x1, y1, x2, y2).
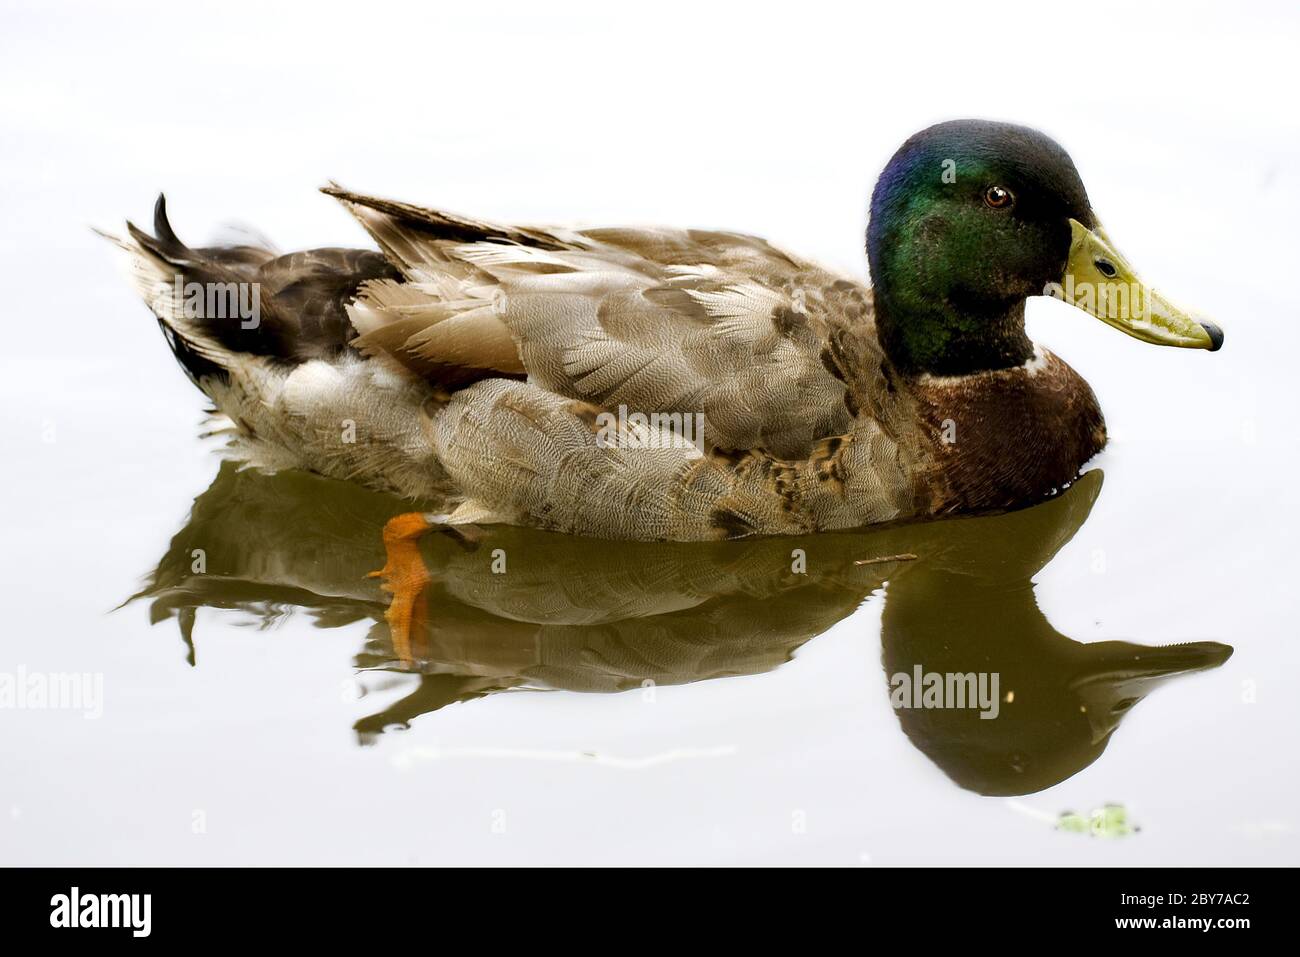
(134, 463, 1230, 795)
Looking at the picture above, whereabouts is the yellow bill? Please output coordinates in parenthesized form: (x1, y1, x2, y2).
(1050, 218, 1222, 351)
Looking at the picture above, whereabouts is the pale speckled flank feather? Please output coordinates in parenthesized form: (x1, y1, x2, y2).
(426, 379, 917, 540)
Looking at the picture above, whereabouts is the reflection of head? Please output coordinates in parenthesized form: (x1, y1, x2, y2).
(888, 637, 1231, 796)
(878, 472, 1231, 795)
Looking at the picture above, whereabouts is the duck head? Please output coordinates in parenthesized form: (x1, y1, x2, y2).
(867, 119, 1223, 376)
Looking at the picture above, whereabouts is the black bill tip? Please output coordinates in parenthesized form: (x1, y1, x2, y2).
(1200, 320, 1224, 351)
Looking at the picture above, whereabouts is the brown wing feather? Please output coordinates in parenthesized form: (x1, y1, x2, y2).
(323, 187, 883, 458)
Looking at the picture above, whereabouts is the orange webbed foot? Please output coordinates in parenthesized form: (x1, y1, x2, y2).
(368, 512, 435, 667)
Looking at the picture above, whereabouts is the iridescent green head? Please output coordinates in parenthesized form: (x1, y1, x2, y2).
(866, 120, 1222, 376)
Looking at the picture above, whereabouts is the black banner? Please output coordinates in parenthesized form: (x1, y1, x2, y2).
(0, 866, 1282, 942)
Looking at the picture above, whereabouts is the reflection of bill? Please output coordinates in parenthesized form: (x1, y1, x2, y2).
(133, 464, 1231, 794)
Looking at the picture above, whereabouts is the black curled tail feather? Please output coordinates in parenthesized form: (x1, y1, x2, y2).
(126, 193, 199, 268)
(117, 193, 243, 391)
(126, 194, 302, 392)
(115, 192, 407, 392)
(152, 194, 185, 254)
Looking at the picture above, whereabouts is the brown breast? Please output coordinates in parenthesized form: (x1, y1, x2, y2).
(907, 349, 1107, 514)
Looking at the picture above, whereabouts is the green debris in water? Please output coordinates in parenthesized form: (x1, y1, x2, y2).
(1056, 803, 1138, 838)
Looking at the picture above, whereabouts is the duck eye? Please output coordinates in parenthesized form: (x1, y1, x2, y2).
(983, 185, 1014, 209)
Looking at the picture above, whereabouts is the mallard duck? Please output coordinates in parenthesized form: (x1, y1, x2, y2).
(106, 119, 1222, 542)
